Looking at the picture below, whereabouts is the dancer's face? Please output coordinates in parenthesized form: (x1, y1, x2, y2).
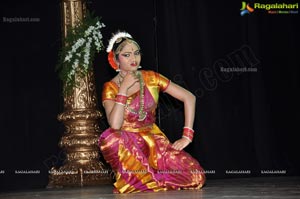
(116, 42, 141, 72)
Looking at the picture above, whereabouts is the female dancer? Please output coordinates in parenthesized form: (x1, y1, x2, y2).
(99, 32, 205, 193)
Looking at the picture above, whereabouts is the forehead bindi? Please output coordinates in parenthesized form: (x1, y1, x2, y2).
(120, 43, 139, 53)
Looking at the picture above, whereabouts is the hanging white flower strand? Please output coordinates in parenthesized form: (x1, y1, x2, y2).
(64, 22, 105, 74)
(56, 12, 106, 95)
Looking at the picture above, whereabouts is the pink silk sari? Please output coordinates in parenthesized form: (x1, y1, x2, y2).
(99, 71, 205, 193)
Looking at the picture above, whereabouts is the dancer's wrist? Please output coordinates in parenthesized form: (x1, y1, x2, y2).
(182, 127, 194, 142)
(115, 93, 128, 106)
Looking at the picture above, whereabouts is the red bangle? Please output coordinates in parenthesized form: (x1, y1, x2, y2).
(183, 126, 194, 132)
(115, 94, 128, 105)
(183, 127, 194, 142)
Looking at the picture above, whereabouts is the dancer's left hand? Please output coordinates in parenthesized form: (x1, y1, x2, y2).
(172, 137, 191, 151)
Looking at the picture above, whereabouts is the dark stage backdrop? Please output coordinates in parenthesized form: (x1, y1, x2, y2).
(0, 0, 299, 191)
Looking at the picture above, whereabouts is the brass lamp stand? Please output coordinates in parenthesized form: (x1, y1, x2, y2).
(47, 0, 111, 188)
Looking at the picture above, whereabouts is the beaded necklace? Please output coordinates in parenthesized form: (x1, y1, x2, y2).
(124, 71, 147, 121)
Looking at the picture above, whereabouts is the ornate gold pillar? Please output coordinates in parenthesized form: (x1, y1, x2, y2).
(47, 0, 111, 188)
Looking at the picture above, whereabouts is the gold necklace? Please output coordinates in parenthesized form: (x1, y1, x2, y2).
(117, 72, 124, 87)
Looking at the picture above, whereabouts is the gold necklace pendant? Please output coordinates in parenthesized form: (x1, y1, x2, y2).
(138, 111, 147, 121)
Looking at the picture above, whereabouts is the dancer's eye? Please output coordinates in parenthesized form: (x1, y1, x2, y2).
(121, 53, 130, 57)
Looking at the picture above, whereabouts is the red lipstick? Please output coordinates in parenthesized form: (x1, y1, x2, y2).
(131, 63, 137, 67)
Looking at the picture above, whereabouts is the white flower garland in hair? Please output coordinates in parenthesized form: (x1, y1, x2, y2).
(106, 32, 132, 52)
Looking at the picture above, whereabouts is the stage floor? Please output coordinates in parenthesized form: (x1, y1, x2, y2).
(1, 176, 300, 199)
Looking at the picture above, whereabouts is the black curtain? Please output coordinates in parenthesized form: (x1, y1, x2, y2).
(0, 0, 299, 192)
(0, 1, 63, 191)
(154, 0, 300, 178)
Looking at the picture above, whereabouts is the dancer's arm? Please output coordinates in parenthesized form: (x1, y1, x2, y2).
(164, 82, 196, 150)
(103, 72, 139, 129)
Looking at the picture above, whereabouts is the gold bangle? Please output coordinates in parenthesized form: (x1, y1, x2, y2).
(182, 136, 192, 143)
(115, 102, 125, 106)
